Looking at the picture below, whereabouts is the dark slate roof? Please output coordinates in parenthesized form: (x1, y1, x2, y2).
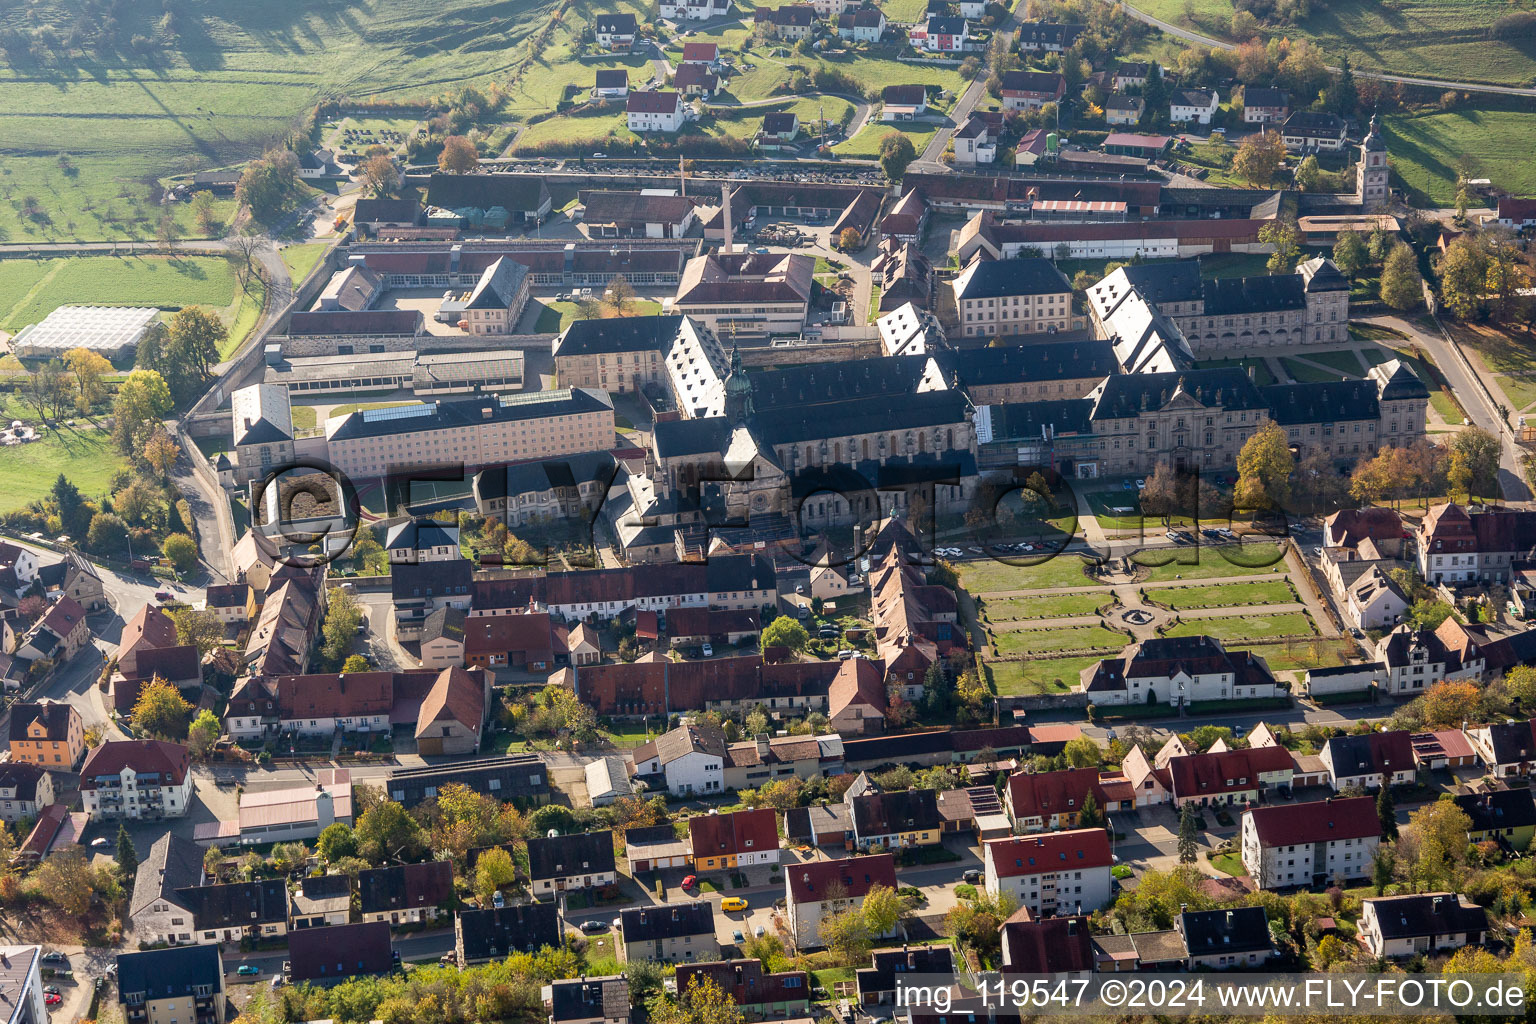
(982, 399, 1094, 440)
(176, 879, 288, 928)
(1171, 88, 1215, 107)
(1375, 359, 1431, 401)
(1091, 368, 1265, 420)
(936, 337, 1116, 387)
(474, 450, 617, 504)
(7, 700, 75, 742)
(1281, 111, 1346, 137)
(287, 309, 422, 336)
(653, 416, 733, 459)
(925, 14, 966, 33)
(1000, 70, 1065, 93)
(387, 754, 550, 806)
(1119, 259, 1203, 304)
(1200, 274, 1305, 316)
(527, 830, 616, 880)
(1322, 731, 1415, 778)
(1366, 893, 1487, 940)
(357, 860, 455, 915)
(386, 518, 459, 551)
(423, 606, 467, 645)
(595, 13, 638, 33)
(763, 111, 799, 134)
(1180, 906, 1270, 956)
(752, 390, 969, 446)
(391, 560, 473, 602)
(619, 901, 715, 941)
(287, 922, 393, 982)
(131, 833, 204, 919)
(857, 945, 954, 998)
(0, 762, 47, 802)
(1016, 21, 1081, 46)
(555, 314, 685, 356)
(425, 172, 552, 213)
(328, 388, 610, 443)
(1481, 720, 1536, 765)
(1455, 788, 1536, 834)
(549, 976, 630, 1024)
(1263, 380, 1380, 425)
(457, 903, 564, 959)
(850, 788, 941, 836)
(595, 69, 629, 88)
(953, 257, 1071, 300)
(353, 198, 422, 224)
(1242, 86, 1289, 108)
(115, 945, 223, 1005)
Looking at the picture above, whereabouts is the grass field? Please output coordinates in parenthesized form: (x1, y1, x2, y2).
(1144, 579, 1298, 610)
(0, 426, 125, 512)
(1135, 543, 1286, 581)
(988, 656, 1097, 695)
(279, 243, 330, 286)
(532, 300, 665, 333)
(0, 254, 240, 331)
(1386, 108, 1536, 205)
(1129, 0, 1536, 87)
(1301, 350, 1367, 377)
(1166, 611, 1316, 641)
(1210, 853, 1247, 877)
(956, 555, 1094, 594)
(1233, 641, 1353, 672)
(834, 121, 937, 159)
(992, 624, 1128, 655)
(981, 593, 1111, 620)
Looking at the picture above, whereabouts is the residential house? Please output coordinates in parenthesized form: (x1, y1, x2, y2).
(204, 584, 255, 628)
(115, 945, 224, 1024)
(358, 861, 455, 926)
(1000, 906, 1094, 976)
(674, 62, 719, 98)
(392, 560, 472, 641)
(129, 834, 205, 945)
(0, 542, 40, 590)
(1303, 662, 1385, 699)
(37, 549, 105, 611)
(246, 572, 324, 676)
(618, 903, 719, 963)
(1320, 731, 1416, 790)
(1111, 61, 1153, 89)
(1005, 767, 1134, 831)
(1015, 21, 1081, 52)
(415, 665, 490, 755)
(1345, 566, 1409, 631)
(593, 69, 630, 100)
(1164, 742, 1295, 808)
(1280, 111, 1347, 152)
(1416, 502, 1536, 586)
(456, 903, 565, 963)
(1103, 94, 1143, 125)
(783, 803, 855, 847)
(666, 607, 759, 647)
(5, 700, 83, 769)
(112, 602, 202, 712)
(855, 945, 954, 1009)
(951, 256, 1072, 340)
(420, 607, 467, 670)
(547, 976, 631, 1024)
(79, 740, 192, 820)
(784, 853, 898, 948)
(660, 0, 732, 20)
(1169, 88, 1218, 124)
(759, 111, 801, 148)
(633, 721, 728, 795)
(827, 657, 887, 736)
(625, 824, 692, 873)
(1079, 635, 1281, 707)
(753, 4, 816, 41)
(177, 880, 289, 945)
(848, 788, 941, 850)
(671, 250, 814, 335)
(880, 85, 928, 121)
(1177, 907, 1272, 969)
(463, 612, 558, 670)
(580, 191, 699, 239)
(982, 828, 1113, 917)
(1376, 622, 1484, 697)
(386, 519, 462, 564)
(386, 754, 550, 808)
(951, 115, 996, 165)
(880, 189, 928, 243)
(1359, 893, 1487, 958)
(676, 961, 811, 1020)
(527, 831, 617, 898)
(835, 5, 885, 41)
(1411, 728, 1478, 771)
(681, 41, 718, 64)
(1242, 86, 1290, 123)
(1240, 796, 1381, 889)
(998, 70, 1065, 112)
(689, 807, 781, 870)
(15, 596, 90, 666)
(723, 733, 845, 791)
(0, 763, 53, 822)
(286, 922, 395, 984)
(290, 873, 352, 930)
(1467, 718, 1536, 778)
(297, 148, 343, 178)
(910, 14, 967, 51)
(1090, 931, 1188, 972)
(1495, 196, 1536, 230)
(594, 13, 638, 48)
(1455, 788, 1536, 852)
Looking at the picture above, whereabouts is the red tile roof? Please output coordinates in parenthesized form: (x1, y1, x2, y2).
(1166, 745, 1294, 801)
(415, 667, 486, 741)
(1002, 907, 1094, 973)
(986, 828, 1111, 878)
(681, 41, 718, 61)
(829, 657, 886, 719)
(1245, 796, 1380, 846)
(786, 853, 896, 903)
(1006, 767, 1114, 820)
(688, 807, 779, 860)
(628, 91, 682, 114)
(462, 612, 555, 661)
(79, 739, 189, 788)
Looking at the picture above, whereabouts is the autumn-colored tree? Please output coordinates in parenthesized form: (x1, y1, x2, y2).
(1402, 799, 1472, 890)
(143, 426, 182, 480)
(838, 226, 861, 250)
(361, 153, 399, 197)
(1234, 421, 1294, 511)
(37, 846, 96, 918)
(438, 135, 479, 174)
(427, 782, 527, 861)
(1438, 235, 1488, 320)
(1232, 129, 1286, 186)
(1332, 230, 1368, 279)
(1417, 680, 1482, 730)
(162, 533, 198, 574)
(62, 347, 111, 412)
(653, 975, 746, 1024)
(1259, 219, 1303, 274)
(605, 275, 636, 317)
(132, 676, 194, 739)
(1380, 242, 1423, 311)
(474, 845, 518, 903)
(860, 883, 909, 937)
(354, 800, 427, 863)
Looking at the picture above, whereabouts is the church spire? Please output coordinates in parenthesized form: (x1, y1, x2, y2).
(723, 342, 754, 423)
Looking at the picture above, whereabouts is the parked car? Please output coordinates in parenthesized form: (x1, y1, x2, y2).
(45, 994, 61, 1007)
(581, 919, 609, 934)
(682, 874, 697, 889)
(701, 643, 714, 657)
(40, 954, 67, 965)
(721, 897, 749, 912)
(237, 965, 261, 976)
(963, 869, 982, 884)
(732, 930, 745, 944)
(492, 890, 505, 908)
(154, 591, 172, 602)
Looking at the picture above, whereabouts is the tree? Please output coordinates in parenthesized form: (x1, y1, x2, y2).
(162, 533, 199, 574)
(1177, 804, 1198, 864)
(1407, 598, 1453, 630)
(1259, 219, 1303, 274)
(1076, 790, 1103, 830)
(132, 676, 194, 739)
(1376, 784, 1398, 842)
(427, 782, 526, 861)
(117, 824, 138, 881)
(236, 150, 299, 224)
(1380, 242, 1424, 311)
(361, 154, 398, 197)
(188, 708, 221, 758)
(1293, 154, 1321, 192)
(1418, 680, 1482, 730)
(438, 135, 479, 174)
(1141, 62, 1168, 126)
(1232, 129, 1286, 186)
(112, 366, 173, 456)
(317, 822, 359, 863)
(605, 275, 636, 317)
(761, 616, 809, 653)
(156, 211, 182, 253)
(342, 654, 371, 673)
(143, 423, 183, 478)
(63, 347, 111, 412)
(1063, 736, 1102, 769)
(190, 190, 221, 235)
(1451, 427, 1500, 498)
(1333, 55, 1358, 117)
(653, 975, 746, 1024)
(1403, 799, 1472, 889)
(321, 586, 365, 663)
(36, 846, 95, 918)
(84, 511, 127, 555)
(861, 884, 908, 937)
(474, 846, 518, 903)
(818, 901, 872, 960)
(1371, 845, 1395, 896)
(354, 800, 427, 863)
(270, 842, 309, 875)
(1235, 421, 1294, 511)
(838, 226, 861, 250)
(945, 887, 1015, 964)
(24, 361, 70, 424)
(878, 131, 916, 180)
(165, 306, 226, 384)
(1438, 235, 1489, 320)
(1331, 229, 1369, 281)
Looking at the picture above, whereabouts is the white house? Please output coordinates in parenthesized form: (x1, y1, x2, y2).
(0, 541, 40, 587)
(631, 722, 727, 796)
(784, 854, 898, 949)
(386, 518, 462, 564)
(1079, 635, 1280, 706)
(1320, 731, 1417, 791)
(78, 740, 193, 820)
(0, 763, 54, 822)
(952, 115, 996, 166)
(1345, 565, 1409, 630)
(594, 13, 638, 48)
(1302, 662, 1385, 699)
(627, 91, 686, 133)
(1359, 893, 1488, 958)
(1240, 796, 1381, 890)
(1178, 907, 1272, 970)
(527, 831, 618, 899)
(982, 829, 1113, 918)
(1169, 88, 1218, 125)
(1375, 624, 1483, 697)
(660, 0, 732, 20)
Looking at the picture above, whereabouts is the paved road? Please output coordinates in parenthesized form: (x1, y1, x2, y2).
(1104, 0, 1536, 98)
(915, 9, 1022, 170)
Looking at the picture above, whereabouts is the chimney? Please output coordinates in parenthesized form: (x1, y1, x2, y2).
(721, 183, 733, 255)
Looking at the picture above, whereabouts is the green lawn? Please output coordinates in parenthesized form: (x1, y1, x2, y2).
(1210, 853, 1247, 877)
(956, 555, 1094, 594)
(1130, 0, 1536, 87)
(991, 624, 1128, 655)
(1197, 253, 1273, 279)
(1166, 612, 1317, 641)
(1194, 357, 1276, 386)
(1134, 543, 1286, 581)
(279, 243, 330, 286)
(0, 427, 126, 513)
(980, 593, 1111, 620)
(1234, 641, 1355, 673)
(220, 275, 266, 360)
(1386, 107, 1536, 206)
(988, 656, 1098, 695)
(834, 121, 937, 159)
(0, 255, 239, 331)
(1281, 356, 1349, 385)
(1144, 579, 1298, 610)
(531, 301, 665, 334)
(1299, 349, 1367, 377)
(290, 406, 319, 432)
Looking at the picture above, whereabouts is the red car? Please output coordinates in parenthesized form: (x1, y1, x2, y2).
(45, 994, 62, 1007)
(681, 874, 697, 889)
(155, 591, 173, 602)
